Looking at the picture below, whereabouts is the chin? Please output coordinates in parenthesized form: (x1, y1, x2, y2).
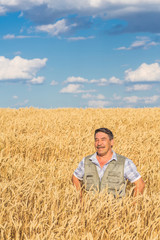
(97, 151, 105, 156)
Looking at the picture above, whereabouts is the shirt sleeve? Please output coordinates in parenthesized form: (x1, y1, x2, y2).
(124, 158, 141, 183)
(73, 158, 85, 181)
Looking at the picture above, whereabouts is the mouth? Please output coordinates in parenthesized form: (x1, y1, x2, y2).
(97, 146, 105, 149)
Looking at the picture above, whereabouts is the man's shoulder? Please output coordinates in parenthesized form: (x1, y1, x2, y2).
(84, 153, 96, 161)
(115, 152, 127, 164)
(116, 153, 127, 159)
(115, 153, 137, 169)
(84, 153, 95, 159)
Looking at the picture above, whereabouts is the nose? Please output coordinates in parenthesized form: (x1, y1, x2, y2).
(96, 139, 103, 145)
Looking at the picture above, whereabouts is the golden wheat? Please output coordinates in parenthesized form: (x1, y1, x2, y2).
(0, 107, 159, 240)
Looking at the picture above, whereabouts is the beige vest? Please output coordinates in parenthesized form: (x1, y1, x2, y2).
(83, 153, 127, 197)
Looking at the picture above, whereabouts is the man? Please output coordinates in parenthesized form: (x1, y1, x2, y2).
(72, 128, 145, 197)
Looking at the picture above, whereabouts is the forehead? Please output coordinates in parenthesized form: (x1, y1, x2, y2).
(95, 131, 109, 139)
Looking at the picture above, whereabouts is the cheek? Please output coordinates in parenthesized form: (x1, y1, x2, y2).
(105, 142, 109, 148)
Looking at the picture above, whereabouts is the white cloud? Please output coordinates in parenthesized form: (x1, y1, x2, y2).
(60, 84, 84, 93)
(131, 39, 147, 48)
(90, 78, 108, 86)
(116, 46, 127, 50)
(36, 19, 76, 36)
(116, 36, 159, 51)
(123, 96, 140, 103)
(3, 34, 33, 39)
(109, 76, 122, 84)
(125, 63, 160, 82)
(126, 84, 152, 91)
(82, 93, 93, 99)
(0, 56, 47, 82)
(90, 77, 121, 85)
(2, 2, 160, 40)
(97, 94, 105, 99)
(50, 80, 58, 86)
(88, 100, 110, 108)
(143, 95, 159, 104)
(82, 93, 105, 99)
(64, 76, 121, 86)
(67, 36, 95, 41)
(1, 1, 160, 15)
(60, 84, 95, 93)
(113, 93, 121, 100)
(14, 99, 29, 107)
(29, 76, 45, 84)
(65, 76, 88, 83)
(3, 34, 15, 39)
(19, 11, 24, 17)
(14, 51, 22, 55)
(0, 0, 45, 12)
(13, 95, 18, 99)
(0, 6, 6, 14)
(123, 95, 159, 104)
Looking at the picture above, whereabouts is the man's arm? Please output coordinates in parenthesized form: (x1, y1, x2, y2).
(124, 158, 145, 196)
(72, 157, 84, 191)
(133, 177, 145, 196)
(72, 174, 82, 190)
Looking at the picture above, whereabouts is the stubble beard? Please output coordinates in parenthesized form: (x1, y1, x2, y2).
(97, 146, 109, 157)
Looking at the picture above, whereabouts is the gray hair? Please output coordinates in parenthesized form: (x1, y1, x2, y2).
(94, 128, 114, 140)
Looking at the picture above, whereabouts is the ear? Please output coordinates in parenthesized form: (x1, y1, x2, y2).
(111, 139, 114, 148)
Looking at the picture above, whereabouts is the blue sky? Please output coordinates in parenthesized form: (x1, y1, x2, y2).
(0, 0, 160, 108)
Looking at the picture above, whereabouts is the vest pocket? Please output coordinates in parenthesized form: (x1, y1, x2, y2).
(86, 175, 94, 183)
(85, 175, 98, 191)
(108, 171, 121, 184)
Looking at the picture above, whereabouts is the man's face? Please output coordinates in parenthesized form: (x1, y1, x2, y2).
(94, 131, 113, 157)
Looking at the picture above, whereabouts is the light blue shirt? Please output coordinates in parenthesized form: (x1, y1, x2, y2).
(74, 151, 141, 183)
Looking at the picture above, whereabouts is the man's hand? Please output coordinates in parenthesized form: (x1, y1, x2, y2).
(133, 177, 145, 196)
(72, 175, 83, 201)
(72, 175, 82, 190)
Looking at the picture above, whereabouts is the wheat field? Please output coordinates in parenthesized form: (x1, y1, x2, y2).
(0, 107, 159, 240)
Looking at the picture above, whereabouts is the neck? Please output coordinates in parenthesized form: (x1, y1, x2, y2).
(97, 150, 113, 166)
